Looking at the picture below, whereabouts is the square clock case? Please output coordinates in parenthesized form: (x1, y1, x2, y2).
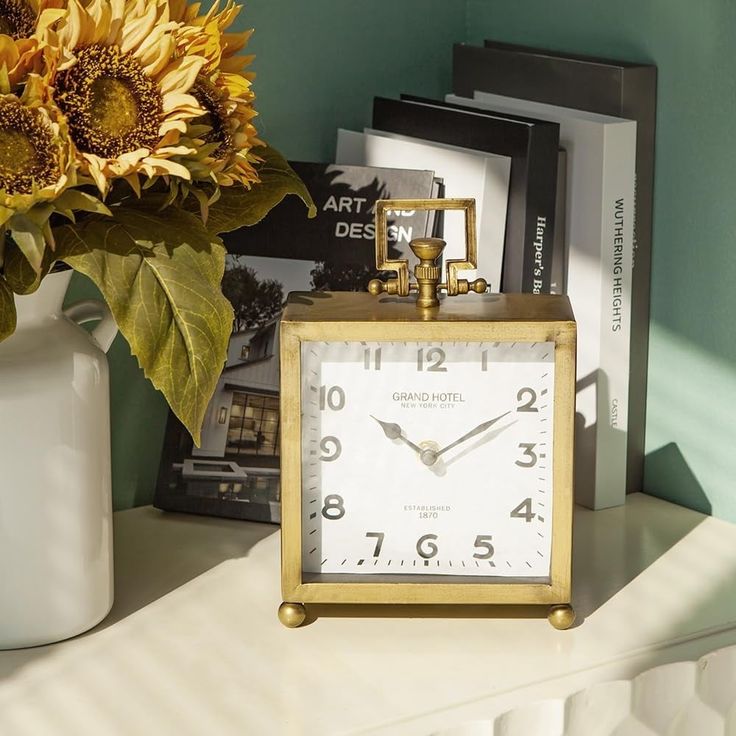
(278, 199, 576, 629)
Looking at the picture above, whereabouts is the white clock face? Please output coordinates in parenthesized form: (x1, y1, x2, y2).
(300, 340, 555, 580)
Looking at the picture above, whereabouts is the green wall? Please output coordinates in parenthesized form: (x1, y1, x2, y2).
(466, 0, 736, 519)
(79, 0, 736, 519)
(67, 0, 466, 511)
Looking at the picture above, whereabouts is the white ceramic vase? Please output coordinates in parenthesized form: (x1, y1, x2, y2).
(0, 269, 118, 649)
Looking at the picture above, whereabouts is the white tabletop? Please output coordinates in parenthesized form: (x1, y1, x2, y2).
(2, 493, 736, 736)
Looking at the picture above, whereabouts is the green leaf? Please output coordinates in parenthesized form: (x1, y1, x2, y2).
(190, 144, 317, 235)
(53, 203, 234, 444)
(2, 236, 57, 294)
(54, 189, 112, 214)
(53, 189, 112, 222)
(0, 276, 16, 342)
(8, 212, 46, 272)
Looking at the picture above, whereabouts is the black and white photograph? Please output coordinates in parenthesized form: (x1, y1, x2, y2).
(155, 255, 315, 522)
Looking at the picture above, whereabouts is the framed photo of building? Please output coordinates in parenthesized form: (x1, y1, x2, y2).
(155, 255, 316, 522)
(154, 161, 441, 522)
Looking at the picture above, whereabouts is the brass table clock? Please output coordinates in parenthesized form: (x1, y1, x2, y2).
(278, 199, 576, 629)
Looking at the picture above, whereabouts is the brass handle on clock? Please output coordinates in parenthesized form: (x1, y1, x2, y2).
(367, 198, 489, 309)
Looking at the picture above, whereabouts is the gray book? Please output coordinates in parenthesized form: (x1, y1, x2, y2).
(453, 41, 657, 495)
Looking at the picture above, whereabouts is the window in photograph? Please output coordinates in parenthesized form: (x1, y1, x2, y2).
(227, 392, 280, 457)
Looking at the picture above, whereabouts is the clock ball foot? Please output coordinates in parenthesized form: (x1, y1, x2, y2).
(279, 602, 307, 628)
(548, 604, 575, 630)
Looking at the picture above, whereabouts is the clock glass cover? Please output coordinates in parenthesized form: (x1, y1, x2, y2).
(300, 339, 555, 582)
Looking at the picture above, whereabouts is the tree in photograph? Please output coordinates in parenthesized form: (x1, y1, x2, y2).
(310, 261, 379, 292)
(222, 257, 284, 332)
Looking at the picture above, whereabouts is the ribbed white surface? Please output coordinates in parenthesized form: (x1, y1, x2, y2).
(2, 495, 736, 735)
(435, 645, 736, 736)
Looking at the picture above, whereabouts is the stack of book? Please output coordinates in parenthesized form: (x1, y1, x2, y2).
(335, 41, 656, 511)
(156, 40, 657, 520)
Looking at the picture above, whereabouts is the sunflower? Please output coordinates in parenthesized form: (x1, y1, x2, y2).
(170, 0, 262, 188)
(44, 0, 208, 195)
(0, 0, 66, 43)
(186, 72, 262, 187)
(0, 75, 79, 270)
(0, 0, 38, 39)
(0, 0, 65, 90)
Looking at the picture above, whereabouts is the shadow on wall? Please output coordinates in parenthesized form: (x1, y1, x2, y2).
(644, 321, 736, 522)
(645, 443, 712, 516)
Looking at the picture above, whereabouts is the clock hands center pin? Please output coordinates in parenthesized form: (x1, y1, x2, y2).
(420, 410, 512, 466)
(370, 415, 422, 456)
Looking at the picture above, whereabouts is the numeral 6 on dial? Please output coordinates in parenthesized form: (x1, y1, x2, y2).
(416, 534, 439, 559)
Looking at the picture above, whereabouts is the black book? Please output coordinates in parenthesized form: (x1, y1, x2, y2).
(222, 161, 439, 272)
(453, 41, 657, 495)
(373, 95, 559, 294)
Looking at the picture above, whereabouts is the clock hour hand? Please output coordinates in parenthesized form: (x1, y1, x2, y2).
(370, 415, 422, 455)
(426, 410, 512, 464)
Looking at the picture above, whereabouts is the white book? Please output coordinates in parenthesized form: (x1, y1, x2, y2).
(446, 92, 636, 510)
(335, 128, 511, 292)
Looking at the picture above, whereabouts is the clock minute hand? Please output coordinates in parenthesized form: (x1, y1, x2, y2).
(370, 415, 422, 454)
(435, 410, 512, 458)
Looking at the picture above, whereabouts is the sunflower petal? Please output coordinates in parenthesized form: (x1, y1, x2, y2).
(0, 36, 20, 70)
(84, 155, 111, 195)
(141, 157, 191, 179)
(161, 91, 202, 115)
(0, 64, 9, 95)
(158, 55, 206, 95)
(119, 1, 159, 55)
(123, 173, 142, 197)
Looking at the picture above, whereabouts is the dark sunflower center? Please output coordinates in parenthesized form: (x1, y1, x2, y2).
(0, 0, 36, 39)
(0, 100, 60, 194)
(90, 77, 140, 138)
(54, 44, 162, 159)
(191, 78, 232, 159)
(0, 130, 36, 171)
